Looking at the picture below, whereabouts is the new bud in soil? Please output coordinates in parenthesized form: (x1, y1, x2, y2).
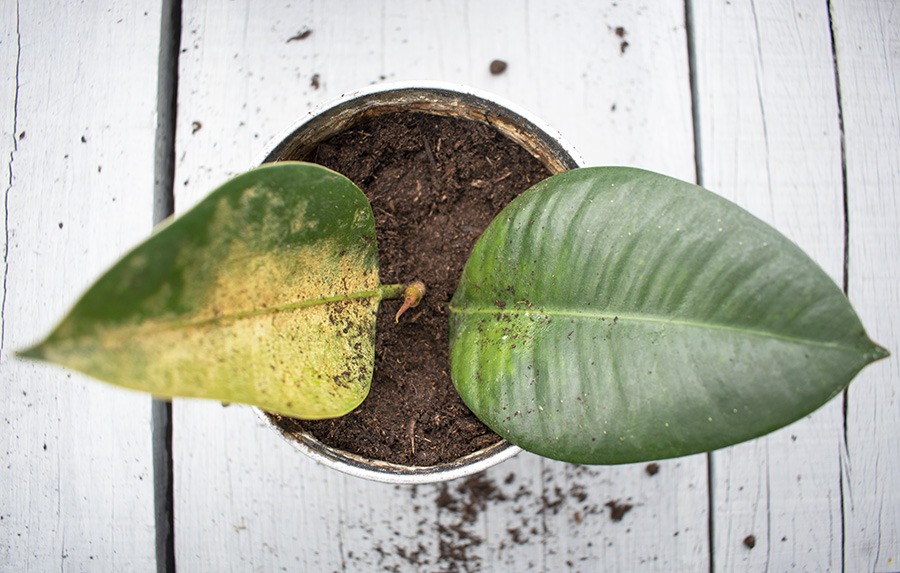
(395, 280, 426, 322)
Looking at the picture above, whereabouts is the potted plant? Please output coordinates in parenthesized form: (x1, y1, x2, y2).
(19, 84, 887, 484)
(253, 83, 580, 482)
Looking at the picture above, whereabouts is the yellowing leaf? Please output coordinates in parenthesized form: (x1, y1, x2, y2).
(21, 162, 400, 419)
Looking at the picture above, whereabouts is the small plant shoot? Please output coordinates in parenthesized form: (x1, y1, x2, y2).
(395, 280, 426, 322)
(20, 162, 887, 465)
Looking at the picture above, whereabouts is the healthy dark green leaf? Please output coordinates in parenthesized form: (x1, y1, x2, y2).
(450, 167, 887, 464)
(21, 162, 402, 419)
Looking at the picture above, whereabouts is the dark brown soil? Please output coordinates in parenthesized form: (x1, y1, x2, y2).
(277, 111, 550, 465)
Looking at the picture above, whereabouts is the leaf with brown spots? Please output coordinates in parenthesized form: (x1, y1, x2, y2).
(20, 163, 405, 419)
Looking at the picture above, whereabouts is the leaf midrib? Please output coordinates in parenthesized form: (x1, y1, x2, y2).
(448, 304, 863, 354)
(161, 288, 387, 331)
(36, 287, 399, 354)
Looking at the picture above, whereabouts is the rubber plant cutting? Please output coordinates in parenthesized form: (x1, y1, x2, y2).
(20, 160, 887, 466)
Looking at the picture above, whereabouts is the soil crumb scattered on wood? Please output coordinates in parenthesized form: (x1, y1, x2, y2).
(743, 534, 756, 549)
(272, 111, 550, 465)
(605, 500, 633, 522)
(489, 59, 508, 75)
(645, 462, 660, 476)
(287, 28, 312, 42)
(366, 467, 619, 572)
(310, 73, 320, 89)
(615, 26, 629, 54)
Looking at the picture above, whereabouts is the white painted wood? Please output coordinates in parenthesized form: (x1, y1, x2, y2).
(0, 2, 162, 571)
(174, 1, 707, 571)
(691, 0, 848, 570)
(0, 1, 890, 570)
(831, 1, 900, 571)
(1, 0, 16, 322)
(534, 457, 709, 570)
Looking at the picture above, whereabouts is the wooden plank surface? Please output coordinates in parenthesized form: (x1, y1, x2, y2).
(0, 3, 161, 571)
(690, 0, 847, 570)
(3, 1, 896, 571)
(173, 1, 708, 571)
(832, 1, 900, 571)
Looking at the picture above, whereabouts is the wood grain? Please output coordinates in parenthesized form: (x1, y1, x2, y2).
(2, 1, 896, 570)
(832, 1, 900, 571)
(0, 2, 161, 571)
(173, 1, 707, 571)
(691, 0, 847, 570)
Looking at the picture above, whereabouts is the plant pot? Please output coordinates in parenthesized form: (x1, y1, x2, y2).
(256, 81, 582, 484)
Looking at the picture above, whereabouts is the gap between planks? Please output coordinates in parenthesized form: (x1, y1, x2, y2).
(152, 0, 182, 572)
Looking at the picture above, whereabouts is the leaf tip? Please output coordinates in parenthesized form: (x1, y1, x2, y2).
(15, 342, 48, 362)
(870, 342, 890, 363)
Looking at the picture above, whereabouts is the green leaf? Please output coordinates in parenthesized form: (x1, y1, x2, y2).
(21, 162, 401, 419)
(449, 167, 888, 464)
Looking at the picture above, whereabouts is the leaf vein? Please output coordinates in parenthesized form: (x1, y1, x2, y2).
(448, 305, 861, 353)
